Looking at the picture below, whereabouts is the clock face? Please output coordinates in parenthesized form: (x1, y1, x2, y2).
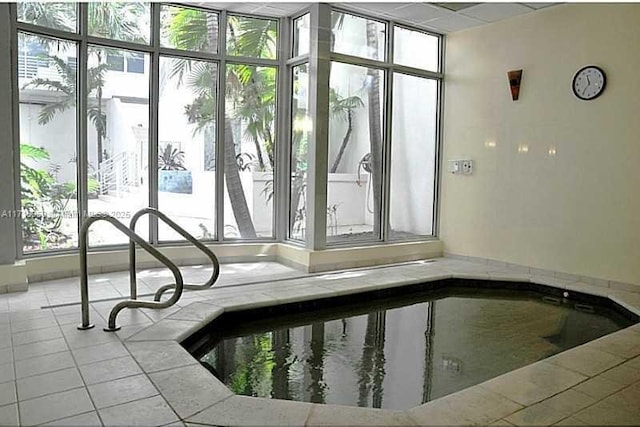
(572, 65, 606, 100)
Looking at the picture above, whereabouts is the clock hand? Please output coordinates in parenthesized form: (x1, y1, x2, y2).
(586, 75, 591, 86)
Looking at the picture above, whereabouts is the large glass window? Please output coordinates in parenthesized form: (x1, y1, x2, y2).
(290, 64, 310, 241)
(158, 57, 217, 241)
(331, 11, 385, 61)
(393, 26, 439, 72)
(18, 33, 78, 252)
(224, 64, 277, 239)
(160, 5, 218, 53)
(226, 16, 278, 60)
(15, 3, 441, 254)
(293, 14, 310, 57)
(87, 46, 150, 246)
(87, 2, 151, 45)
(389, 74, 438, 238)
(17, 2, 77, 33)
(327, 62, 384, 243)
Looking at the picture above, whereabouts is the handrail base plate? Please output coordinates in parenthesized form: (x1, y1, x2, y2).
(103, 326, 121, 332)
(77, 324, 95, 330)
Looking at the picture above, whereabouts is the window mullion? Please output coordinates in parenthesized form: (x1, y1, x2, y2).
(215, 10, 227, 242)
(149, 3, 161, 244)
(275, 16, 290, 242)
(306, 3, 331, 251)
(381, 24, 394, 242)
(77, 2, 89, 242)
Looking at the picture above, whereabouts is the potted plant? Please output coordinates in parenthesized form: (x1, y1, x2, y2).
(158, 143, 192, 194)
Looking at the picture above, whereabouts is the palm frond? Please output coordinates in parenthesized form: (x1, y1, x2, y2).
(20, 144, 50, 161)
(164, 7, 211, 52)
(38, 100, 73, 125)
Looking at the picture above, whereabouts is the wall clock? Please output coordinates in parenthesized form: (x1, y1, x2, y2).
(572, 65, 606, 100)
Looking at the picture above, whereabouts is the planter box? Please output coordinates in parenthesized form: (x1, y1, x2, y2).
(159, 170, 193, 194)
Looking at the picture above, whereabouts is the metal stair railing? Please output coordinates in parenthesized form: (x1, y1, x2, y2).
(128, 208, 220, 302)
(78, 214, 184, 332)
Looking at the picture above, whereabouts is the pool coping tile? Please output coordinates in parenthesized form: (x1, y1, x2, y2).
(24, 259, 639, 427)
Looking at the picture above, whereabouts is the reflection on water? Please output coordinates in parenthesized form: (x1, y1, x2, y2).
(197, 290, 633, 410)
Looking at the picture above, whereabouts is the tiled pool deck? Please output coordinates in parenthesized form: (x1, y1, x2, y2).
(0, 258, 639, 426)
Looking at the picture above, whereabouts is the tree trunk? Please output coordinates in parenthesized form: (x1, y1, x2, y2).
(330, 109, 353, 173)
(307, 323, 326, 403)
(357, 311, 386, 408)
(225, 119, 257, 238)
(252, 134, 266, 170)
(272, 329, 290, 399)
(366, 21, 383, 237)
(264, 127, 274, 168)
(357, 313, 376, 407)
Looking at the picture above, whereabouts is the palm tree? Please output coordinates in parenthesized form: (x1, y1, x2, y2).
(20, 2, 147, 167)
(17, 2, 75, 31)
(166, 8, 278, 238)
(357, 311, 386, 408)
(158, 144, 186, 171)
(329, 88, 364, 173)
(24, 55, 108, 144)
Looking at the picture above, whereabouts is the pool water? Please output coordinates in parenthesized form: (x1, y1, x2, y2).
(189, 284, 635, 410)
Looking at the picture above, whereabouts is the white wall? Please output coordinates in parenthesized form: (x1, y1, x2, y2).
(440, 4, 640, 286)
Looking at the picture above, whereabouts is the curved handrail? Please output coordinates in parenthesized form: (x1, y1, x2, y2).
(128, 208, 220, 302)
(78, 214, 184, 332)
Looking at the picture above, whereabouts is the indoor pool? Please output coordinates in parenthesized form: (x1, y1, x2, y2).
(187, 280, 637, 410)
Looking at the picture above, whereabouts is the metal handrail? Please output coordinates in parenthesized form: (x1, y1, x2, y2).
(78, 214, 184, 332)
(128, 208, 220, 302)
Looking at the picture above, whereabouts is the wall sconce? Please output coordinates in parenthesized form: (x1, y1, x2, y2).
(508, 69, 523, 101)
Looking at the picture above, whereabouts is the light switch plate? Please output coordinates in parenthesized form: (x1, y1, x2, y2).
(462, 160, 473, 174)
(448, 160, 461, 174)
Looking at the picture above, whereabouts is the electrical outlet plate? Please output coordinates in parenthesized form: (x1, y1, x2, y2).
(449, 159, 473, 175)
(448, 160, 461, 174)
(462, 160, 473, 175)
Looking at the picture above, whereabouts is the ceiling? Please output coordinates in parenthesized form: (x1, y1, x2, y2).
(190, 2, 559, 34)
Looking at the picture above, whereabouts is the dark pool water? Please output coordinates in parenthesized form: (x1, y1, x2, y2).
(189, 284, 635, 410)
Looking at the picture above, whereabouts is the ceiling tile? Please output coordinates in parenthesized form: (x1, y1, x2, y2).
(522, 3, 558, 9)
(264, 3, 310, 13)
(341, 2, 416, 15)
(459, 3, 533, 22)
(436, 3, 480, 12)
(423, 13, 485, 33)
(226, 3, 263, 14)
(387, 4, 453, 24)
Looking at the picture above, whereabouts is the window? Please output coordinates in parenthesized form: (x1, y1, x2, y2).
(330, 11, 386, 61)
(106, 53, 124, 72)
(18, 33, 78, 252)
(389, 74, 438, 238)
(14, 3, 441, 254)
(224, 64, 277, 240)
(293, 14, 310, 57)
(17, 1, 77, 33)
(126, 53, 145, 73)
(106, 52, 145, 74)
(87, 46, 150, 246)
(327, 62, 384, 242)
(393, 26, 439, 72)
(160, 5, 218, 53)
(158, 56, 217, 241)
(290, 64, 310, 241)
(87, 2, 151, 45)
(226, 16, 278, 60)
